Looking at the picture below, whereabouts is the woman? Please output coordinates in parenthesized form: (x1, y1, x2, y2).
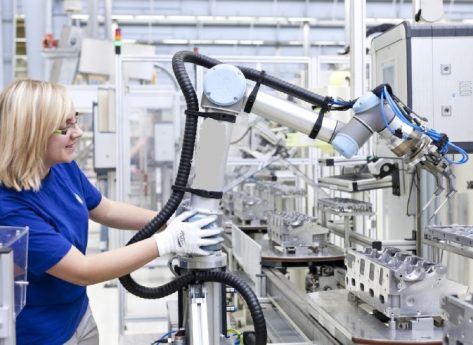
(0, 79, 222, 344)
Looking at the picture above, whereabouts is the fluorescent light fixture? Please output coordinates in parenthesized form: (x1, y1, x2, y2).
(288, 40, 302, 45)
(196, 16, 215, 21)
(288, 17, 315, 23)
(228, 16, 254, 22)
(240, 40, 264, 45)
(315, 41, 337, 46)
(211, 16, 227, 21)
(166, 15, 196, 22)
(112, 15, 134, 20)
(214, 39, 238, 45)
(71, 14, 88, 20)
(189, 39, 213, 44)
(135, 15, 165, 21)
(257, 16, 287, 23)
(162, 39, 188, 44)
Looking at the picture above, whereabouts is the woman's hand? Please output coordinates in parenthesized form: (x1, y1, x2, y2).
(154, 211, 223, 256)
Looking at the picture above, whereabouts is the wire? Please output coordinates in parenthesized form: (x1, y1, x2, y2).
(379, 91, 396, 135)
(151, 330, 176, 344)
(231, 127, 252, 145)
(406, 168, 419, 217)
(329, 98, 356, 111)
(381, 86, 469, 165)
(227, 328, 243, 345)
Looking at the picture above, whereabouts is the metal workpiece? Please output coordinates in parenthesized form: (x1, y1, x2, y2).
(318, 197, 373, 215)
(232, 191, 266, 224)
(260, 241, 345, 266)
(441, 294, 473, 345)
(230, 181, 307, 225)
(255, 181, 306, 214)
(269, 184, 306, 213)
(267, 210, 327, 256)
(345, 247, 467, 319)
(425, 225, 473, 247)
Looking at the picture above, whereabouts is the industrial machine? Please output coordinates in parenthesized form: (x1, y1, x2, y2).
(117, 51, 467, 345)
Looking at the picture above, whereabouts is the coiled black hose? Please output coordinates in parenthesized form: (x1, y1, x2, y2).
(195, 271, 267, 345)
(119, 50, 331, 345)
(118, 51, 202, 296)
(125, 269, 267, 345)
(120, 51, 328, 295)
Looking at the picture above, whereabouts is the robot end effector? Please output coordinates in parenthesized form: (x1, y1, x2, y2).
(331, 84, 463, 200)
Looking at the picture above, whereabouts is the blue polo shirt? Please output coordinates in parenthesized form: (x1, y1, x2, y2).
(0, 161, 102, 344)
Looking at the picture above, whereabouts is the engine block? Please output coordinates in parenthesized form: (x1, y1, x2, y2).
(267, 210, 327, 255)
(318, 197, 373, 214)
(425, 224, 473, 247)
(345, 247, 466, 319)
(232, 191, 265, 223)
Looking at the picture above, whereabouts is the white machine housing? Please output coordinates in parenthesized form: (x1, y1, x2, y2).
(372, 21, 473, 150)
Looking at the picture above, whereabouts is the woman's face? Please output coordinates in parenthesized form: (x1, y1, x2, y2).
(43, 111, 83, 168)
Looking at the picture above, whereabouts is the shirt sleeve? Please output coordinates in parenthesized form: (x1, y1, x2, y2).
(0, 209, 72, 276)
(73, 162, 102, 210)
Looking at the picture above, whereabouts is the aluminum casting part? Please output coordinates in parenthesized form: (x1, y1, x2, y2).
(442, 294, 473, 345)
(344, 247, 466, 318)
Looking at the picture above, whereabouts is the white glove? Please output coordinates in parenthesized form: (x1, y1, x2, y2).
(154, 210, 223, 256)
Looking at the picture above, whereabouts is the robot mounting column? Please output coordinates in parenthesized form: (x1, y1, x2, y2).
(181, 64, 247, 345)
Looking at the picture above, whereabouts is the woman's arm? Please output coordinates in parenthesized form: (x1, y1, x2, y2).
(89, 196, 158, 230)
(47, 211, 223, 286)
(47, 238, 159, 286)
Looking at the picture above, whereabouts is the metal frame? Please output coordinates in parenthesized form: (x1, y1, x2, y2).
(114, 55, 183, 337)
(0, 249, 15, 345)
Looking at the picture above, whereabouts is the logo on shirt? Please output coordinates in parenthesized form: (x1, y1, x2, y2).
(177, 230, 186, 248)
(74, 193, 84, 205)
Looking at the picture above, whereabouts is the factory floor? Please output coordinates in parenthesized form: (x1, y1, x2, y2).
(87, 221, 175, 345)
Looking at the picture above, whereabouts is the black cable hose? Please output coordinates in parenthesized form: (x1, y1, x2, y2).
(123, 270, 267, 345)
(171, 51, 328, 107)
(118, 52, 202, 296)
(194, 271, 267, 345)
(119, 50, 334, 344)
(120, 51, 330, 296)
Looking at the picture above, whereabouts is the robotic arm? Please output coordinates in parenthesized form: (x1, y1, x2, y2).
(201, 64, 466, 208)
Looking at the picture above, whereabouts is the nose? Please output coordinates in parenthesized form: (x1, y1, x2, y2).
(70, 123, 83, 138)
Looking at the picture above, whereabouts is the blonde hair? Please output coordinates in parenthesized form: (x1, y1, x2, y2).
(0, 79, 73, 191)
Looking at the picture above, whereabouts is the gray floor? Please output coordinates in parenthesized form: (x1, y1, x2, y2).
(87, 222, 175, 345)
